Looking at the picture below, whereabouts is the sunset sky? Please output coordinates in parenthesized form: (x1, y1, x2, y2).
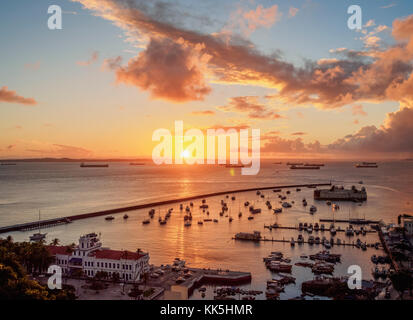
(1, 0, 413, 159)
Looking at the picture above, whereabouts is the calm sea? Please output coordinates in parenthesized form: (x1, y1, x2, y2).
(1, 160, 412, 299)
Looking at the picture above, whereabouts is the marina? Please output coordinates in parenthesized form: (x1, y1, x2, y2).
(1, 161, 412, 300)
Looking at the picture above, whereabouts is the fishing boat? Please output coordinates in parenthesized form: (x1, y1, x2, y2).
(310, 205, 317, 214)
(238, 212, 242, 218)
(105, 216, 115, 221)
(267, 262, 292, 273)
(198, 221, 203, 225)
(346, 226, 354, 236)
(142, 219, 150, 225)
(184, 221, 191, 227)
(123, 214, 129, 219)
(290, 238, 295, 246)
(229, 217, 233, 222)
(273, 208, 282, 214)
(282, 202, 292, 208)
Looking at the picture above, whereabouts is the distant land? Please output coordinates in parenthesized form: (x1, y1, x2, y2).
(0, 158, 151, 163)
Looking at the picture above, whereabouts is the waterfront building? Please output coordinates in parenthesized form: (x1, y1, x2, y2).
(46, 233, 150, 282)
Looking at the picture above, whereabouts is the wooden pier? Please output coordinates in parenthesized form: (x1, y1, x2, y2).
(233, 237, 379, 248)
(264, 224, 377, 233)
(0, 182, 331, 234)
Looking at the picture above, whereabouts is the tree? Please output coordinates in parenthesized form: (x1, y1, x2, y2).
(111, 272, 120, 283)
(50, 238, 60, 246)
(390, 271, 413, 300)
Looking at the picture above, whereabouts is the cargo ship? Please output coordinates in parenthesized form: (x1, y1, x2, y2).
(287, 162, 303, 166)
(234, 231, 262, 242)
(304, 163, 325, 167)
(129, 163, 145, 166)
(224, 164, 245, 168)
(80, 163, 109, 168)
(290, 165, 320, 170)
(314, 185, 367, 201)
(355, 162, 378, 168)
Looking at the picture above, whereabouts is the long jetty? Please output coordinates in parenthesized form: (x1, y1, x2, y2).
(0, 182, 331, 234)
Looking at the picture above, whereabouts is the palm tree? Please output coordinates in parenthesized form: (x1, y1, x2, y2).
(50, 238, 60, 246)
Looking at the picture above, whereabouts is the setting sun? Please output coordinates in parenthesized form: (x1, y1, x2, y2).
(181, 150, 190, 159)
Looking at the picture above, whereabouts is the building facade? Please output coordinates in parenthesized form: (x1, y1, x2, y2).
(47, 233, 150, 282)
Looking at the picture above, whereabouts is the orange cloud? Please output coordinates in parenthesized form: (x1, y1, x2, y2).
(26, 143, 93, 158)
(76, 51, 99, 66)
(191, 110, 215, 116)
(115, 38, 211, 102)
(74, 1, 413, 110)
(352, 105, 367, 116)
(217, 96, 282, 120)
(240, 4, 281, 34)
(0, 86, 36, 105)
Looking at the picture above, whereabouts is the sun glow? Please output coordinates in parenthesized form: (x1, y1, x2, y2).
(181, 150, 190, 159)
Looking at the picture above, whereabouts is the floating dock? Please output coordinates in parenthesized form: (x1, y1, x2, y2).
(0, 182, 331, 234)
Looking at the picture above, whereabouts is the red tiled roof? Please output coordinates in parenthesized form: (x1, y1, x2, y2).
(46, 245, 71, 256)
(90, 249, 146, 261)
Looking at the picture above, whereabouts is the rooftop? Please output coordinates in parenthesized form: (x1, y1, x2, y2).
(46, 245, 72, 256)
(89, 249, 147, 261)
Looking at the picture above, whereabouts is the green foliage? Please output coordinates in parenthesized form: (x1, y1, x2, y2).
(390, 270, 413, 299)
(0, 238, 75, 300)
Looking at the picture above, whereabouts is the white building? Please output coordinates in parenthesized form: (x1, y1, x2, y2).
(47, 233, 150, 282)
